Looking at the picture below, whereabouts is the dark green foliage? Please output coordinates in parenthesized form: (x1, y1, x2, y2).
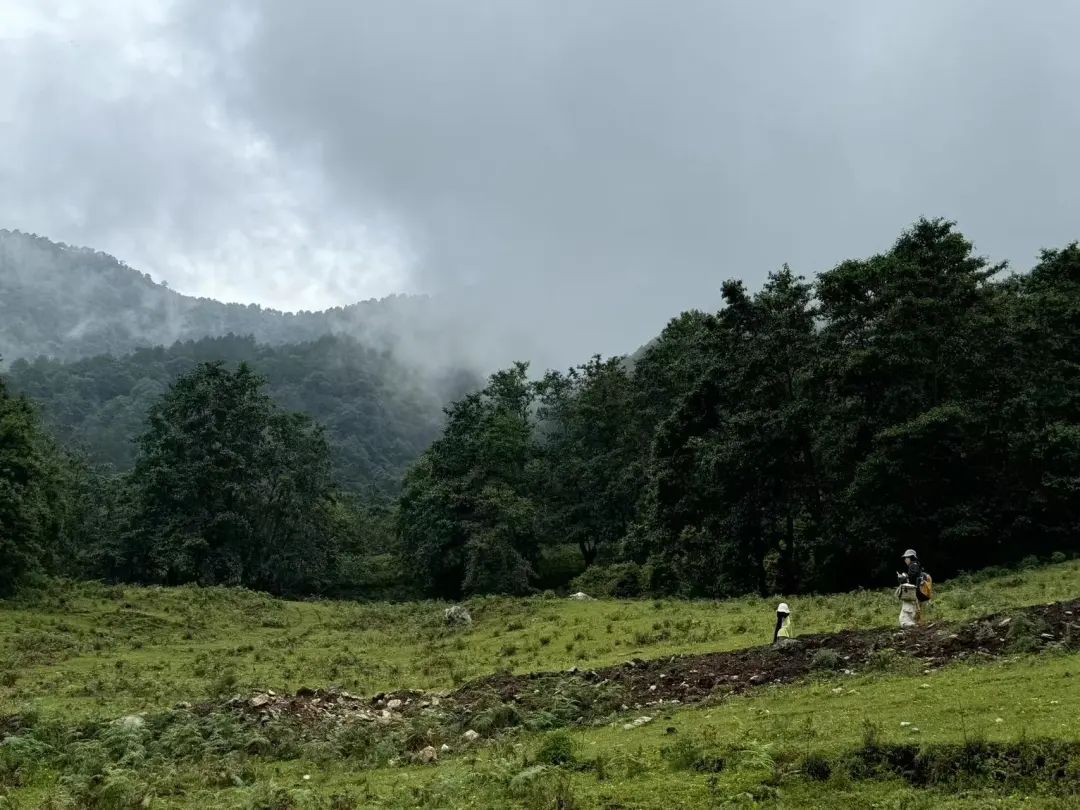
(400, 218, 1080, 597)
(398, 363, 543, 597)
(117, 362, 346, 594)
(5, 333, 472, 494)
(535, 731, 577, 766)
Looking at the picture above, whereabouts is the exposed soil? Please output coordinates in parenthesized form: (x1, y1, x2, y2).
(231, 598, 1080, 730)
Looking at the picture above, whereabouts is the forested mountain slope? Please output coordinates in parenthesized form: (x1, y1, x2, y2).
(5, 334, 477, 493)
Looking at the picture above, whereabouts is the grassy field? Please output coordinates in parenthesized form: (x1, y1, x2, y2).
(1, 559, 1079, 808)
(2, 560, 1078, 721)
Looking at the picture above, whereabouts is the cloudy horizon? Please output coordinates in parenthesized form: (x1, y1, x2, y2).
(3, 1, 1079, 368)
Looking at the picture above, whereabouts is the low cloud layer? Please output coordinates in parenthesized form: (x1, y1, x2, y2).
(4, 1, 1080, 369)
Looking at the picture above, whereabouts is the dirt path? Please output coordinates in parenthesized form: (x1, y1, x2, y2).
(450, 598, 1079, 710)
(233, 598, 1079, 729)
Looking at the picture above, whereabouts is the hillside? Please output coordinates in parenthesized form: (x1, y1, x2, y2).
(4, 333, 477, 493)
(0, 229, 469, 370)
(1, 561, 1077, 807)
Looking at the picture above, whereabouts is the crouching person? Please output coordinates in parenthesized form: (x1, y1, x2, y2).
(773, 602, 795, 646)
(896, 581, 920, 629)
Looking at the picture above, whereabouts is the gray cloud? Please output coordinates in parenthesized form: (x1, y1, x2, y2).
(4, 1, 1080, 371)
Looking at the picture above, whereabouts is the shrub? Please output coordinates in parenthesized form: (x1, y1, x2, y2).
(800, 751, 832, 781)
(810, 649, 844, 671)
(569, 563, 647, 598)
(535, 731, 576, 766)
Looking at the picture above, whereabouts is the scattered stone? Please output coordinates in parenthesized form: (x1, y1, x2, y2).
(648, 684, 657, 691)
(831, 687, 844, 694)
(900, 721, 912, 727)
(444, 605, 473, 627)
(440, 744, 451, 753)
(250, 694, 271, 708)
(463, 729, 480, 742)
(920, 683, 930, 689)
(622, 716, 653, 730)
(1040, 633, 1055, 640)
(386, 699, 403, 710)
(749, 674, 766, 685)
(569, 591, 594, 601)
(302, 774, 311, 781)
(418, 745, 438, 764)
(998, 617, 1012, 628)
(995, 717, 1004, 723)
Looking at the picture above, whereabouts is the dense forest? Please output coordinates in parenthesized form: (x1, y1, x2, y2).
(2, 219, 1078, 600)
(398, 219, 1080, 598)
(4, 334, 476, 493)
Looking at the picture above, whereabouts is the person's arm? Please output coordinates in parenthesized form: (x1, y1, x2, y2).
(773, 614, 783, 643)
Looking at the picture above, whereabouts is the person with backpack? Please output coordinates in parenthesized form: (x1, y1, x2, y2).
(901, 549, 933, 607)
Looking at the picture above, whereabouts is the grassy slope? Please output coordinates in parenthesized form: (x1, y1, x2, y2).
(2, 562, 1079, 808)
(231, 652, 1080, 809)
(3, 560, 1078, 721)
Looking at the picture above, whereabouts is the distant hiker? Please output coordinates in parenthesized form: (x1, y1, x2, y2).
(901, 549, 933, 605)
(773, 602, 793, 644)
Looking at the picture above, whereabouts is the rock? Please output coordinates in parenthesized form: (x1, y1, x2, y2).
(444, 605, 473, 627)
(569, 592, 594, 601)
(418, 745, 438, 764)
(174, 701, 192, 710)
(998, 617, 1012, 627)
(440, 744, 451, 753)
(113, 715, 145, 731)
(462, 729, 480, 742)
(748, 674, 766, 685)
(1040, 633, 1055, 640)
(386, 699, 403, 710)
(250, 694, 271, 708)
(622, 716, 653, 730)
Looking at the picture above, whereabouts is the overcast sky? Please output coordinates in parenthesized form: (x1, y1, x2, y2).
(3, 1, 1079, 368)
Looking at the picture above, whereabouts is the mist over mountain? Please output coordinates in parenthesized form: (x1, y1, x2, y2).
(0, 229, 488, 494)
(0, 229, 504, 373)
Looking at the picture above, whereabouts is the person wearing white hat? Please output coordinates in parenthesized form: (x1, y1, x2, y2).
(773, 602, 793, 644)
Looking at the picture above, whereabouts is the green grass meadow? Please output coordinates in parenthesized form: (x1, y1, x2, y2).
(1, 559, 1078, 808)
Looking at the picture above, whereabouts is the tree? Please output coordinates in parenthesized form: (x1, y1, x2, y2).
(123, 362, 343, 594)
(536, 356, 640, 567)
(398, 363, 542, 597)
(0, 374, 58, 593)
(642, 268, 822, 596)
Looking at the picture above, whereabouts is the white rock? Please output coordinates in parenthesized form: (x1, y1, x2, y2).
(386, 699, 403, 710)
(418, 745, 438, 764)
(440, 744, 451, 753)
(569, 592, 594, 601)
(621, 716, 654, 730)
(463, 729, 480, 742)
(444, 605, 473, 627)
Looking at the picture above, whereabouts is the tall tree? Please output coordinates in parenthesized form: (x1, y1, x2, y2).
(536, 356, 640, 567)
(398, 363, 542, 597)
(123, 362, 343, 594)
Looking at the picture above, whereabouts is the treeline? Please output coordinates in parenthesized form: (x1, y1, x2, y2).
(2, 218, 1077, 601)
(0, 361, 398, 596)
(5, 334, 476, 494)
(399, 219, 1080, 598)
